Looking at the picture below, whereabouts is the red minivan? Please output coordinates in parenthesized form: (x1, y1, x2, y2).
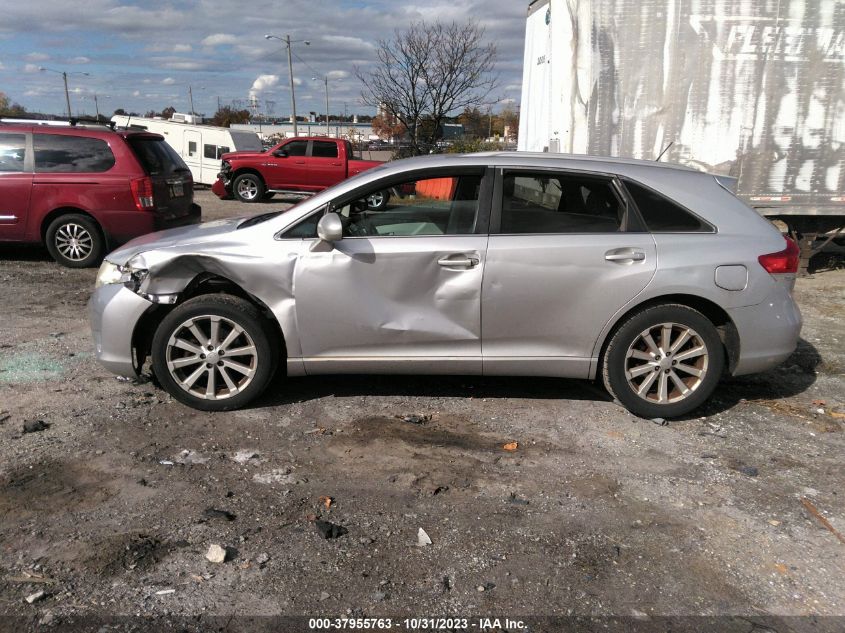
(0, 121, 200, 267)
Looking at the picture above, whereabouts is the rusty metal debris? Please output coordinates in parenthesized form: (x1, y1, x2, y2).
(801, 497, 845, 545)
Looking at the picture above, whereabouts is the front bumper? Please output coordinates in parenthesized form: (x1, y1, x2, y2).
(211, 178, 231, 199)
(89, 284, 154, 377)
(728, 280, 803, 376)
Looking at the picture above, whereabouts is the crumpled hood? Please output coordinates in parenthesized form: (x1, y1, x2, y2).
(106, 216, 247, 264)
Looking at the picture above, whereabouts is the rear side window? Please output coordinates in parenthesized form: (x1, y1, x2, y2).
(34, 134, 115, 173)
(312, 141, 338, 158)
(0, 133, 26, 172)
(624, 180, 711, 232)
(499, 172, 624, 234)
(129, 137, 188, 176)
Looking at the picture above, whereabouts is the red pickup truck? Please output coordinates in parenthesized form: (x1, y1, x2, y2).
(212, 137, 386, 205)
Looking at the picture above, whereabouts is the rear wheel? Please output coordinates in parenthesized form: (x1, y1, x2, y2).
(45, 213, 104, 268)
(366, 190, 390, 210)
(602, 304, 724, 418)
(151, 295, 277, 411)
(233, 173, 265, 203)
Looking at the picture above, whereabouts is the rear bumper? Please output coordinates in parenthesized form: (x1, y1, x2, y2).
(728, 281, 803, 376)
(101, 203, 201, 247)
(89, 284, 154, 377)
(155, 202, 201, 231)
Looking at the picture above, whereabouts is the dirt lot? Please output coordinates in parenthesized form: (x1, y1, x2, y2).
(0, 190, 844, 631)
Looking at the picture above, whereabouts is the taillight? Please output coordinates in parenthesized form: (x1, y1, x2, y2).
(130, 176, 155, 211)
(758, 237, 799, 274)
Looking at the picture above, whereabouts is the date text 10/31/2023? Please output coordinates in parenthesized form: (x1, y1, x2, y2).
(308, 618, 527, 630)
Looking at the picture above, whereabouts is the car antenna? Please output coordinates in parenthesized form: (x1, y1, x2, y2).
(656, 141, 673, 162)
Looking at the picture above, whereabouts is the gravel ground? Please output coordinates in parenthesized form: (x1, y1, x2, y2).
(0, 190, 843, 631)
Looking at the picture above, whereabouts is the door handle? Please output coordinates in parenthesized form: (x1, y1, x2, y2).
(438, 256, 480, 268)
(331, 162, 342, 166)
(294, 160, 306, 165)
(605, 249, 646, 262)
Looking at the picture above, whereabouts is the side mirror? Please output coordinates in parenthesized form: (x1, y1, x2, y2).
(316, 213, 343, 244)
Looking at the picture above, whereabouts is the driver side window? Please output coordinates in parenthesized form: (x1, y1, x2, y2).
(336, 173, 482, 238)
(281, 141, 308, 156)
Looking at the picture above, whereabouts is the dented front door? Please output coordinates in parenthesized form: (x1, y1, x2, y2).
(293, 235, 487, 374)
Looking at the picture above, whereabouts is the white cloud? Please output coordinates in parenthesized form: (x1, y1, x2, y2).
(327, 70, 349, 81)
(201, 33, 238, 47)
(172, 44, 192, 53)
(0, 61, 5, 70)
(162, 77, 176, 85)
(23, 63, 41, 73)
(25, 52, 50, 62)
(69, 56, 91, 64)
(132, 90, 140, 97)
(249, 74, 279, 99)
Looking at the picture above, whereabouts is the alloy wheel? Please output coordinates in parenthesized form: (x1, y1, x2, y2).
(165, 315, 259, 400)
(55, 223, 94, 262)
(624, 322, 709, 404)
(236, 178, 259, 201)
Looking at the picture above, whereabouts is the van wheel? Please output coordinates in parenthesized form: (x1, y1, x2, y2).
(602, 304, 724, 419)
(233, 174, 265, 203)
(151, 295, 277, 411)
(45, 214, 104, 268)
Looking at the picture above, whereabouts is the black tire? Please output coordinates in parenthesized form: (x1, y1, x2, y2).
(602, 304, 725, 419)
(366, 190, 390, 210)
(45, 213, 105, 268)
(233, 173, 265, 203)
(151, 295, 278, 411)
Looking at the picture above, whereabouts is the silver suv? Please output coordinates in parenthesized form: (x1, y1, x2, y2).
(89, 153, 802, 418)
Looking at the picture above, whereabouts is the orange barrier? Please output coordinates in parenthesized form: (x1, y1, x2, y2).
(415, 177, 457, 201)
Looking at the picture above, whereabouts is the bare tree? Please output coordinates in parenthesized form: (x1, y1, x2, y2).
(358, 20, 497, 154)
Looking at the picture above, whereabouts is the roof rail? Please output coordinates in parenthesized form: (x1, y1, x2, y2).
(0, 117, 116, 130)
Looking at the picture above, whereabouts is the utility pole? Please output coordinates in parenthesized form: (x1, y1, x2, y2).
(94, 93, 100, 120)
(323, 77, 329, 137)
(39, 67, 89, 119)
(265, 34, 310, 137)
(189, 86, 195, 117)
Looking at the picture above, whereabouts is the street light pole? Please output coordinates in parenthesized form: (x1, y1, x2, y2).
(39, 67, 90, 119)
(265, 34, 310, 137)
(189, 86, 195, 117)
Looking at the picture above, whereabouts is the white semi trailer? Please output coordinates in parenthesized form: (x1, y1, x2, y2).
(111, 114, 263, 185)
(519, 0, 845, 267)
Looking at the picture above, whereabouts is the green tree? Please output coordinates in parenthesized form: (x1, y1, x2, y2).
(0, 92, 26, 117)
(210, 106, 251, 128)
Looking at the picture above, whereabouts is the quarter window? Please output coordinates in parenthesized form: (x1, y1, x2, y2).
(34, 134, 115, 173)
(499, 172, 624, 233)
(623, 180, 710, 232)
(337, 173, 483, 237)
(0, 133, 27, 172)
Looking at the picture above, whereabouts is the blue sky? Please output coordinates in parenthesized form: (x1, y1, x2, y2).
(0, 0, 527, 119)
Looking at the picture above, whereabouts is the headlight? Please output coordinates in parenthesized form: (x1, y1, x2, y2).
(95, 260, 148, 292)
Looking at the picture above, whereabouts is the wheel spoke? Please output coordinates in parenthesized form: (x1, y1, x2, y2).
(642, 333, 660, 355)
(669, 370, 691, 396)
(219, 325, 244, 351)
(209, 317, 221, 347)
(670, 329, 692, 354)
(172, 337, 203, 355)
(637, 370, 659, 396)
(188, 322, 208, 347)
(221, 358, 253, 376)
(219, 366, 238, 393)
(675, 363, 703, 378)
(627, 363, 657, 379)
(674, 345, 706, 362)
(661, 325, 672, 353)
(627, 349, 654, 362)
(225, 344, 256, 357)
(206, 367, 216, 398)
(181, 364, 207, 388)
(657, 372, 669, 403)
(169, 355, 203, 370)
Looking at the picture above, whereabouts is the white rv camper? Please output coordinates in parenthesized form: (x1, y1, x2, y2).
(111, 114, 263, 185)
(519, 0, 845, 257)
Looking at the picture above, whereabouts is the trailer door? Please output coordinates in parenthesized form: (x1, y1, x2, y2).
(183, 130, 201, 183)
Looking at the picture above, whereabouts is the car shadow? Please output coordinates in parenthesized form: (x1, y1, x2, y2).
(0, 243, 52, 262)
(252, 338, 822, 419)
(252, 373, 613, 409)
(676, 337, 822, 419)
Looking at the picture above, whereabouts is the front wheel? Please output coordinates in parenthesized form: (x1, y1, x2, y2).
(151, 295, 277, 411)
(602, 304, 724, 419)
(233, 173, 265, 203)
(45, 214, 105, 268)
